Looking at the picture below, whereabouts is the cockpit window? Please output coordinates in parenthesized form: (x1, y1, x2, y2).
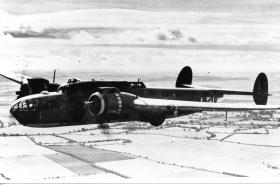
(67, 78, 80, 84)
(27, 100, 39, 109)
(11, 102, 19, 111)
(12, 98, 62, 112)
(12, 100, 28, 111)
(129, 82, 146, 88)
(21, 101, 28, 109)
(28, 101, 34, 109)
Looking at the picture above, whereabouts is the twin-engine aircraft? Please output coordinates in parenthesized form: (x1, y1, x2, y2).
(0, 66, 279, 128)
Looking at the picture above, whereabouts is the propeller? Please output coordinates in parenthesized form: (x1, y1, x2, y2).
(0, 70, 60, 99)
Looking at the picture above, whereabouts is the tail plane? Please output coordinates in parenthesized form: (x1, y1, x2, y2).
(175, 66, 271, 105)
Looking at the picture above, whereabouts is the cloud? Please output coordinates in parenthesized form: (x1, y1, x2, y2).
(69, 30, 96, 44)
(265, 32, 280, 44)
(69, 28, 196, 45)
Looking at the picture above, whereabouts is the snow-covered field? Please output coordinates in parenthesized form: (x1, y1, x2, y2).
(0, 122, 280, 181)
(0, 124, 99, 136)
(0, 136, 55, 157)
(35, 122, 280, 178)
(96, 158, 227, 178)
(98, 136, 280, 177)
(225, 129, 280, 147)
(31, 135, 70, 145)
(0, 155, 76, 181)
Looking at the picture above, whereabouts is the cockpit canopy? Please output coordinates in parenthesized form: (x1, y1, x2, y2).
(11, 96, 61, 112)
(67, 78, 81, 84)
(57, 80, 146, 94)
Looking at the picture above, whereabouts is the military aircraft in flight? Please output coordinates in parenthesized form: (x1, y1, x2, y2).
(0, 66, 279, 128)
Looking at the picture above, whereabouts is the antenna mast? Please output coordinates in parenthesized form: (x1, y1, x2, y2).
(53, 69, 56, 83)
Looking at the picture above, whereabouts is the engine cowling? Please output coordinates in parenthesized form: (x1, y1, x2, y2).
(85, 89, 166, 126)
(87, 92, 105, 116)
(86, 91, 137, 118)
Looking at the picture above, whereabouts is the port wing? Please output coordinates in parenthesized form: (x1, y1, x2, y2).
(0, 71, 30, 84)
(134, 97, 280, 112)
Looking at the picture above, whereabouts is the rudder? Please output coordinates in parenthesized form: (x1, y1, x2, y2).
(176, 66, 193, 87)
(253, 72, 268, 105)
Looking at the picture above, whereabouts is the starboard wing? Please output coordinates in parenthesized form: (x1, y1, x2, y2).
(134, 97, 280, 112)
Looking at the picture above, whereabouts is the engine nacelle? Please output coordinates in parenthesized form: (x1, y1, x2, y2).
(86, 91, 137, 118)
(85, 89, 166, 126)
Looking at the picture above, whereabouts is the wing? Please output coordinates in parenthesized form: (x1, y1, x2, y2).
(134, 97, 280, 112)
(0, 71, 30, 84)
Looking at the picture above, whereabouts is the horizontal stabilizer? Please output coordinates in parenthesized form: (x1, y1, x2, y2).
(182, 84, 253, 96)
(180, 73, 271, 103)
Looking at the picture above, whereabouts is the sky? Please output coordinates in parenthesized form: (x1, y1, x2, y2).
(2, 0, 280, 14)
(0, 0, 280, 74)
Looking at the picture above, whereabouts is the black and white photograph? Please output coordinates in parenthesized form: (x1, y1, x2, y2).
(0, 0, 280, 184)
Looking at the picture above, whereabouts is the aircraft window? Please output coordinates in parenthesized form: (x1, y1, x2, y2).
(18, 101, 28, 110)
(67, 78, 80, 84)
(18, 101, 22, 109)
(27, 100, 35, 109)
(17, 102, 22, 109)
(23, 101, 28, 109)
(36, 100, 60, 109)
(14, 99, 61, 111)
(12, 102, 19, 111)
(130, 83, 139, 88)
(130, 82, 145, 88)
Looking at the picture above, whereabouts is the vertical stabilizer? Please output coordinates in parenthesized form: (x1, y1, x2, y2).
(176, 66, 193, 87)
(253, 72, 268, 105)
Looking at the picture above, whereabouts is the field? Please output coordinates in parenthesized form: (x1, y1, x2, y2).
(0, 116, 280, 181)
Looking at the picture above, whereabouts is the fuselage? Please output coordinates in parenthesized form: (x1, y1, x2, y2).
(10, 80, 222, 127)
